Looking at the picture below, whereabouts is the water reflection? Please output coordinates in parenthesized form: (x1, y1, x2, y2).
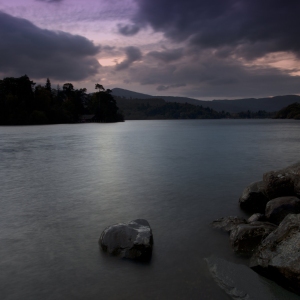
(1, 120, 300, 299)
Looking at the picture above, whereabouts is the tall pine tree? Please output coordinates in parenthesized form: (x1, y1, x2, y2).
(45, 78, 51, 92)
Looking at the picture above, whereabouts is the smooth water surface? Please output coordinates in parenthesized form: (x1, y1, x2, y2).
(1, 120, 300, 299)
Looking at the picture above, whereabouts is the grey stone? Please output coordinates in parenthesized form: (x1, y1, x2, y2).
(250, 214, 300, 295)
(263, 162, 300, 200)
(265, 196, 300, 225)
(211, 216, 247, 233)
(247, 213, 265, 223)
(205, 256, 300, 300)
(230, 222, 277, 256)
(239, 181, 269, 213)
(99, 219, 153, 260)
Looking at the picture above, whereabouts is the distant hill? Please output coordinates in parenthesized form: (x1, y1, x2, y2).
(275, 102, 300, 119)
(112, 88, 202, 105)
(115, 97, 227, 120)
(111, 88, 154, 99)
(112, 88, 300, 113)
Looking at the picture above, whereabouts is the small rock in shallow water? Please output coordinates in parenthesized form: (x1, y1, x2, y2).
(211, 216, 247, 233)
(99, 219, 153, 260)
(247, 213, 265, 223)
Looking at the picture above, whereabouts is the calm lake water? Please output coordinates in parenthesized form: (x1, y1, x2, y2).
(1, 120, 300, 300)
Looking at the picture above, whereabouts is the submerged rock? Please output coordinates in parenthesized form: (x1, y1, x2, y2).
(265, 196, 300, 225)
(239, 181, 269, 213)
(263, 162, 300, 199)
(211, 216, 247, 233)
(229, 222, 277, 256)
(205, 256, 300, 300)
(250, 214, 300, 295)
(99, 219, 153, 260)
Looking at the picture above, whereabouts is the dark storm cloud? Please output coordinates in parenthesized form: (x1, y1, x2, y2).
(124, 50, 300, 98)
(0, 11, 100, 81)
(147, 48, 183, 63)
(118, 23, 141, 36)
(156, 83, 186, 91)
(115, 46, 142, 70)
(132, 0, 300, 58)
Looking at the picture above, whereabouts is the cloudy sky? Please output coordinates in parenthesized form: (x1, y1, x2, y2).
(1, 0, 300, 99)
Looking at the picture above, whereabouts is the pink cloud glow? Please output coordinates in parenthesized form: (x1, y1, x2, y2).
(1, 0, 300, 99)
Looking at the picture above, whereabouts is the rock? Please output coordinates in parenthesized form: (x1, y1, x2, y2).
(99, 219, 153, 260)
(265, 196, 300, 225)
(205, 256, 300, 300)
(250, 214, 300, 295)
(211, 216, 247, 233)
(230, 222, 277, 256)
(263, 162, 300, 199)
(239, 181, 269, 213)
(247, 213, 265, 223)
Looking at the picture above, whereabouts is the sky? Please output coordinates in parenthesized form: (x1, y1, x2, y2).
(1, 0, 300, 100)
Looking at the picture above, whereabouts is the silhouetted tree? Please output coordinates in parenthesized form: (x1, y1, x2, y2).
(95, 83, 105, 92)
(91, 84, 123, 122)
(63, 83, 74, 92)
(0, 76, 123, 124)
(45, 78, 51, 92)
(0, 75, 35, 124)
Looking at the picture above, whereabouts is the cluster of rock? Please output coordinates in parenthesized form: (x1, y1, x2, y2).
(212, 162, 300, 295)
(99, 219, 153, 260)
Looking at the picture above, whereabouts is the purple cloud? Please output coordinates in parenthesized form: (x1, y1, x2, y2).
(118, 23, 141, 36)
(148, 48, 184, 63)
(115, 46, 142, 70)
(156, 83, 186, 91)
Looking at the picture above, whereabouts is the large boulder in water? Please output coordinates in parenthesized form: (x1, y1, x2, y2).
(229, 222, 277, 256)
(99, 219, 153, 260)
(265, 196, 300, 225)
(239, 181, 269, 213)
(263, 162, 300, 199)
(211, 216, 247, 233)
(250, 214, 300, 295)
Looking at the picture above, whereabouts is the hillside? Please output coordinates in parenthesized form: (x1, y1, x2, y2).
(111, 88, 154, 99)
(275, 102, 300, 119)
(112, 88, 300, 113)
(115, 97, 274, 120)
(115, 97, 227, 120)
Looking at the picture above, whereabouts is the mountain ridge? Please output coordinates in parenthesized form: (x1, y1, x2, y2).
(112, 88, 300, 113)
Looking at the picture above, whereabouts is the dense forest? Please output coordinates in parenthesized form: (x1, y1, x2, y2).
(0, 75, 124, 125)
(115, 97, 274, 120)
(275, 102, 300, 119)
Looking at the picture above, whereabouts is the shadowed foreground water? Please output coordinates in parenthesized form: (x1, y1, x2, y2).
(1, 120, 300, 300)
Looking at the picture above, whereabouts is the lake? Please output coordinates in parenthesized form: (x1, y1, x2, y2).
(1, 120, 300, 300)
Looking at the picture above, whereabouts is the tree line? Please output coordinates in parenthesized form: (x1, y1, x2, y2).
(0, 75, 124, 125)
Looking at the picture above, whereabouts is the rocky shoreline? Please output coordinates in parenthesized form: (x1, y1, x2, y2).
(212, 162, 300, 295)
